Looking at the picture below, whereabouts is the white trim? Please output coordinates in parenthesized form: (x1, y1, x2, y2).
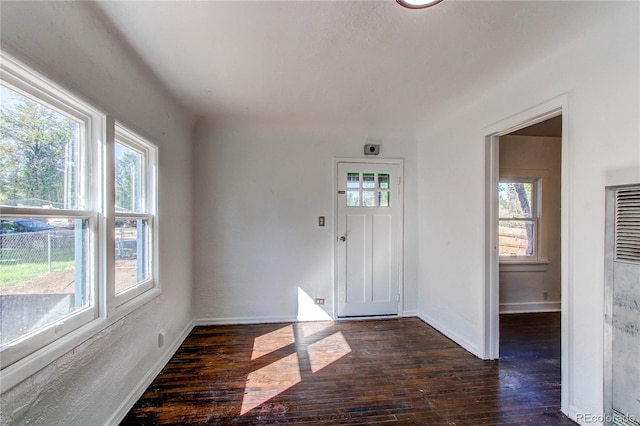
(417, 311, 482, 358)
(193, 316, 299, 326)
(402, 309, 418, 317)
(499, 261, 549, 272)
(107, 320, 195, 426)
(499, 301, 561, 314)
(482, 94, 570, 415)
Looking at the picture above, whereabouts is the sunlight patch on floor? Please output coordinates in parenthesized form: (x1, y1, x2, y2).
(299, 321, 333, 338)
(241, 353, 301, 415)
(307, 331, 351, 373)
(250, 325, 295, 360)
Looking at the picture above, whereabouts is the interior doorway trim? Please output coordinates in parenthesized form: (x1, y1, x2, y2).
(482, 94, 570, 415)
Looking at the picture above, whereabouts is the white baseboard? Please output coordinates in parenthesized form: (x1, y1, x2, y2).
(568, 404, 596, 426)
(499, 301, 561, 314)
(417, 311, 481, 358)
(402, 309, 418, 317)
(193, 315, 298, 326)
(106, 319, 195, 426)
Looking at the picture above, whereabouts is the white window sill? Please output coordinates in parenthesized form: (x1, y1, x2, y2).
(499, 260, 549, 272)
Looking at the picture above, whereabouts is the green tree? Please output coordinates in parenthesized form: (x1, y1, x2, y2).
(115, 150, 139, 211)
(0, 96, 77, 206)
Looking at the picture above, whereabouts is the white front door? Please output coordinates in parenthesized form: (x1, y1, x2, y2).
(336, 161, 403, 317)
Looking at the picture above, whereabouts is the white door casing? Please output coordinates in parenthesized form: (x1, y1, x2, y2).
(483, 94, 569, 416)
(336, 161, 403, 317)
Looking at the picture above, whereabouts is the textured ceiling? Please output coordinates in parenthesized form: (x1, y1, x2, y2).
(92, 1, 601, 133)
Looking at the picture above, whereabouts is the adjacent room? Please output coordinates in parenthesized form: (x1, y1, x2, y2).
(0, 1, 638, 424)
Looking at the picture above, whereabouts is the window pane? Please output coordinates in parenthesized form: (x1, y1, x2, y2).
(115, 218, 149, 294)
(346, 173, 360, 189)
(362, 173, 375, 189)
(499, 220, 535, 256)
(0, 85, 81, 209)
(115, 142, 143, 213)
(362, 191, 376, 207)
(378, 174, 389, 189)
(498, 182, 533, 218)
(379, 191, 390, 207)
(346, 191, 360, 207)
(0, 217, 89, 345)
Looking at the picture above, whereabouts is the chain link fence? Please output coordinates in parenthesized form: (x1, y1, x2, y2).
(0, 226, 141, 344)
(0, 231, 75, 272)
(1, 229, 138, 266)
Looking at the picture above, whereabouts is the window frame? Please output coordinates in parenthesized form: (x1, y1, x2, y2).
(498, 176, 543, 263)
(110, 122, 158, 309)
(0, 52, 161, 389)
(345, 171, 393, 208)
(0, 55, 103, 368)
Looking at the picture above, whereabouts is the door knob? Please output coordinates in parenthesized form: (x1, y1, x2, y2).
(340, 236, 346, 242)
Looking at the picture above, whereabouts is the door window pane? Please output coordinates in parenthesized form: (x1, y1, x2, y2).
(0, 217, 90, 345)
(378, 174, 389, 189)
(115, 218, 149, 294)
(347, 191, 360, 207)
(345, 171, 393, 208)
(362, 191, 376, 207)
(379, 191, 390, 207)
(362, 174, 375, 189)
(0, 85, 81, 210)
(346, 173, 360, 189)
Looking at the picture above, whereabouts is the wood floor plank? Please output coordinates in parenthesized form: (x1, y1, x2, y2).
(121, 314, 575, 425)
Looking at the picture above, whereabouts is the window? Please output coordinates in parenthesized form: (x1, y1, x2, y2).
(113, 124, 157, 306)
(498, 178, 540, 261)
(0, 53, 159, 375)
(0, 59, 102, 367)
(346, 172, 391, 208)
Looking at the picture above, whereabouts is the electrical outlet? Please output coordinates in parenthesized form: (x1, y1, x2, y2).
(319, 216, 325, 227)
(314, 298, 325, 305)
(543, 291, 549, 301)
(158, 330, 166, 348)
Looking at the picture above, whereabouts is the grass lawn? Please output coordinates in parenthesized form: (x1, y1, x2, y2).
(0, 247, 75, 287)
(0, 260, 75, 287)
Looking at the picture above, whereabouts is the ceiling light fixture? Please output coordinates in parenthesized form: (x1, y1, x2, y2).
(396, 0, 443, 9)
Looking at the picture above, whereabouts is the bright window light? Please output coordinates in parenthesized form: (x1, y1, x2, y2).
(396, 0, 444, 9)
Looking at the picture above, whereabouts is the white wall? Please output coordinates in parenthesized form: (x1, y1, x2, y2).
(417, 1, 639, 421)
(192, 119, 419, 322)
(0, 2, 194, 424)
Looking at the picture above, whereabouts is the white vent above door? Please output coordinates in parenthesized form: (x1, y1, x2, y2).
(615, 187, 640, 263)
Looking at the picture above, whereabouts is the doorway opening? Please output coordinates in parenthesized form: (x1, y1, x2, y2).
(483, 95, 569, 414)
(497, 116, 563, 413)
(498, 116, 562, 315)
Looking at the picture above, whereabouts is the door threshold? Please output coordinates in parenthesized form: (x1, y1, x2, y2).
(336, 314, 399, 321)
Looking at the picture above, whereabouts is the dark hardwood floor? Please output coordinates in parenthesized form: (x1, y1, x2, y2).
(121, 313, 575, 425)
